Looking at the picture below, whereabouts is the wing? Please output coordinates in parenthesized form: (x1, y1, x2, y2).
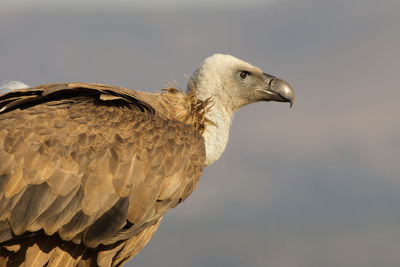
(0, 83, 205, 250)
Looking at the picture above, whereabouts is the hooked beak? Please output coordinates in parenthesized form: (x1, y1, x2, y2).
(261, 73, 295, 107)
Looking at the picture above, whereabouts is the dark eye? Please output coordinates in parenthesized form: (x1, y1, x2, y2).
(238, 71, 250, 80)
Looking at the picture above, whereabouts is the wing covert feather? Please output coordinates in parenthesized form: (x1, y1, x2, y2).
(0, 84, 206, 253)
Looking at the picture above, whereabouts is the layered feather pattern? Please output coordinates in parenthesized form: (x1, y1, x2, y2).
(0, 83, 207, 266)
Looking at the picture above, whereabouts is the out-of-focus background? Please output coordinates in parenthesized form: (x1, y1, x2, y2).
(1, 0, 399, 266)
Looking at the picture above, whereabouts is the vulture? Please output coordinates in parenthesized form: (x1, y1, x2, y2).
(0, 54, 294, 266)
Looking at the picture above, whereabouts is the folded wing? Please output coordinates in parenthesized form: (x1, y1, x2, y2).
(0, 83, 205, 266)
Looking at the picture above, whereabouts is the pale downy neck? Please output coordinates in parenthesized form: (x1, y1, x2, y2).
(189, 81, 235, 167)
(201, 100, 233, 166)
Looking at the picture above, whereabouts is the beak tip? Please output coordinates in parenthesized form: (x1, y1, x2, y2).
(273, 78, 294, 107)
(262, 74, 295, 107)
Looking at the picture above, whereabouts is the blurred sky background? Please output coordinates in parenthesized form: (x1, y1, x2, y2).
(1, 0, 399, 266)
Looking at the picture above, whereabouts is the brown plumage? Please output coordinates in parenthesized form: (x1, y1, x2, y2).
(0, 82, 208, 266)
(0, 54, 294, 266)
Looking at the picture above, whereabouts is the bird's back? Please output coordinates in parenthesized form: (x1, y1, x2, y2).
(0, 83, 207, 266)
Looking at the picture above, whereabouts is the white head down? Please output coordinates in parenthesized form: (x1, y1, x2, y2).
(188, 54, 294, 166)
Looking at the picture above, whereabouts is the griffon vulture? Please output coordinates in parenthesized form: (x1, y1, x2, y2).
(0, 54, 294, 266)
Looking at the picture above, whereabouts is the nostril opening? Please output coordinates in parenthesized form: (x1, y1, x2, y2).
(268, 78, 274, 89)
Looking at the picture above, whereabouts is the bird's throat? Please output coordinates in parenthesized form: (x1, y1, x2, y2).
(201, 101, 232, 166)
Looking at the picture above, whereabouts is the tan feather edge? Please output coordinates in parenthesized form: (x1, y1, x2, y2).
(162, 80, 214, 134)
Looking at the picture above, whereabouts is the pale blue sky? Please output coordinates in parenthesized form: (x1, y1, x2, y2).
(2, 0, 277, 9)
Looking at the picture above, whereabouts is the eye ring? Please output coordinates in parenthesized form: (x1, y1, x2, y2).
(238, 71, 250, 81)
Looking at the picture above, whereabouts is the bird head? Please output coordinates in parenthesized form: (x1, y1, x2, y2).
(189, 54, 294, 113)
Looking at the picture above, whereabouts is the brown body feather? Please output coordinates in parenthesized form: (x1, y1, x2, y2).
(0, 83, 208, 266)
